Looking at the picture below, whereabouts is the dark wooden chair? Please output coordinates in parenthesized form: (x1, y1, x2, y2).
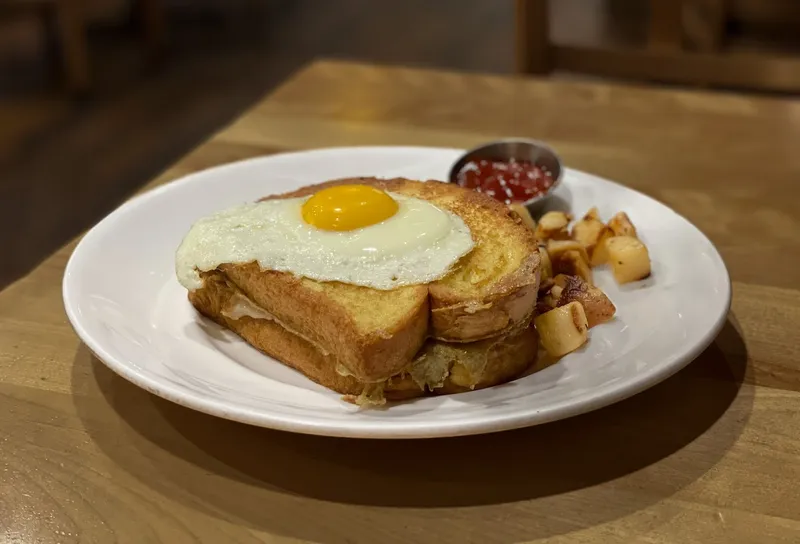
(0, 0, 166, 94)
(516, 0, 800, 92)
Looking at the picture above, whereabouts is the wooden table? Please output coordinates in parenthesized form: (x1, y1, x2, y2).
(2, 60, 799, 543)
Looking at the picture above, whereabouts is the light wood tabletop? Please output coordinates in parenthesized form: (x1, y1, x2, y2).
(2, 59, 800, 543)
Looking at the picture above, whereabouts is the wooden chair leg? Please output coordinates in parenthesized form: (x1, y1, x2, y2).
(683, 0, 726, 52)
(53, 0, 90, 93)
(515, 0, 551, 74)
(648, 0, 684, 50)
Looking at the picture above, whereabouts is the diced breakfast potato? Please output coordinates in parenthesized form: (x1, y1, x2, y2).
(608, 212, 638, 238)
(536, 278, 560, 315)
(547, 239, 593, 284)
(546, 239, 590, 264)
(571, 216, 608, 256)
(534, 211, 572, 241)
(510, 202, 537, 231)
(583, 207, 601, 221)
(554, 249, 594, 285)
(535, 301, 589, 358)
(538, 245, 553, 283)
(553, 274, 616, 328)
(532, 204, 646, 357)
(606, 236, 651, 284)
(590, 228, 615, 266)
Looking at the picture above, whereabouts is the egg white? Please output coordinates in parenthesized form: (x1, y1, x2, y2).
(176, 193, 475, 291)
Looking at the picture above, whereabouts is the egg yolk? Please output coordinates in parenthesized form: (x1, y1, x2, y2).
(301, 184, 399, 231)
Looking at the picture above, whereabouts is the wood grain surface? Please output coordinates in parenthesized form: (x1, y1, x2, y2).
(2, 60, 799, 543)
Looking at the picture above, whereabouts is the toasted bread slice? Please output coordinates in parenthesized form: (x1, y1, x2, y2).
(191, 268, 428, 383)
(189, 274, 538, 400)
(267, 178, 541, 343)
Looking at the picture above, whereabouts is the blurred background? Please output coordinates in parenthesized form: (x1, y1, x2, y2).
(2, 0, 800, 289)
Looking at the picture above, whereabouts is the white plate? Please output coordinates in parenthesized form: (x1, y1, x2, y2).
(63, 146, 731, 439)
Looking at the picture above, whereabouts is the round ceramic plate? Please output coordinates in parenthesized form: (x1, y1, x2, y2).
(63, 146, 730, 439)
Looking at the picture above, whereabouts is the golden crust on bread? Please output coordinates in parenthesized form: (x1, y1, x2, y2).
(266, 177, 541, 342)
(192, 268, 429, 383)
(189, 271, 538, 399)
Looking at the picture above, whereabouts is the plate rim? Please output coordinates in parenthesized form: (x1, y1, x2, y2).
(62, 145, 732, 439)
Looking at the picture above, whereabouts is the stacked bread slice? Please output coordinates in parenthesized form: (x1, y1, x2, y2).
(188, 178, 541, 403)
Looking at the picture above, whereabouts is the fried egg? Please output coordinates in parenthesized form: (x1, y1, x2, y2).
(176, 184, 475, 291)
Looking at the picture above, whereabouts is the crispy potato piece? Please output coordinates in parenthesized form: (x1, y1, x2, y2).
(538, 276, 555, 293)
(547, 239, 590, 264)
(553, 274, 616, 328)
(510, 202, 537, 231)
(608, 212, 638, 238)
(536, 277, 560, 315)
(538, 244, 553, 283)
(583, 207, 601, 221)
(534, 211, 572, 241)
(548, 239, 593, 283)
(535, 301, 589, 357)
(590, 228, 615, 266)
(554, 250, 594, 284)
(607, 236, 651, 284)
(572, 216, 607, 257)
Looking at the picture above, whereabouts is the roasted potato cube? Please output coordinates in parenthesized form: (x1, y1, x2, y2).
(608, 212, 638, 238)
(583, 207, 601, 221)
(572, 216, 607, 256)
(546, 239, 590, 264)
(510, 202, 537, 231)
(536, 299, 555, 316)
(534, 211, 572, 241)
(590, 228, 615, 266)
(535, 301, 589, 357)
(553, 249, 594, 284)
(536, 278, 560, 315)
(538, 276, 555, 293)
(553, 274, 616, 327)
(607, 236, 651, 284)
(538, 244, 553, 283)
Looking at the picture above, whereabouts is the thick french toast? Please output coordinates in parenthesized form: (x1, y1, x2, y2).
(189, 274, 538, 400)
(266, 178, 541, 342)
(188, 178, 540, 382)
